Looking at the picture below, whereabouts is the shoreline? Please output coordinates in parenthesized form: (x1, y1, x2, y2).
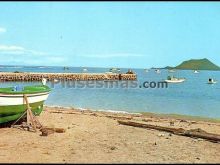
(45, 105, 220, 123)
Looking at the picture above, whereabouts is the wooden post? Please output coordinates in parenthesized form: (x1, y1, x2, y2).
(24, 94, 37, 132)
(11, 95, 42, 132)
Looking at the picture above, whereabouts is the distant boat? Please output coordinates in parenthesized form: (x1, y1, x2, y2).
(194, 70, 199, 73)
(168, 69, 176, 73)
(109, 68, 120, 73)
(144, 69, 149, 72)
(82, 68, 88, 72)
(63, 67, 69, 70)
(165, 76, 186, 83)
(155, 69, 160, 74)
(105, 72, 112, 74)
(53, 79, 59, 83)
(207, 78, 217, 84)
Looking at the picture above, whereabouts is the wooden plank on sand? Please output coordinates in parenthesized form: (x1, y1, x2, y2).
(118, 120, 220, 143)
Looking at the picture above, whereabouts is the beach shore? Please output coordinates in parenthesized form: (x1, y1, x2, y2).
(0, 106, 220, 163)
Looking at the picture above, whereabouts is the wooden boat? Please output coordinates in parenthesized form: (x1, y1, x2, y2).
(0, 84, 50, 124)
(207, 78, 217, 84)
(165, 76, 186, 83)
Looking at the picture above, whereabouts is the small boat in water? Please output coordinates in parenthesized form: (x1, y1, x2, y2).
(194, 70, 199, 74)
(168, 69, 176, 73)
(155, 69, 160, 74)
(63, 66, 69, 70)
(109, 68, 120, 73)
(82, 68, 88, 72)
(207, 78, 217, 84)
(53, 79, 59, 83)
(0, 80, 51, 124)
(165, 76, 186, 83)
(144, 69, 149, 72)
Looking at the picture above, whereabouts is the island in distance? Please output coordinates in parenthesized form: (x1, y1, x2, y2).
(164, 58, 220, 71)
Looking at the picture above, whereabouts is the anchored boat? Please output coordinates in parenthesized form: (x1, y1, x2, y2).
(207, 78, 217, 84)
(155, 69, 160, 74)
(82, 68, 88, 72)
(109, 68, 120, 73)
(165, 76, 186, 83)
(144, 69, 149, 72)
(0, 83, 50, 124)
(168, 69, 176, 73)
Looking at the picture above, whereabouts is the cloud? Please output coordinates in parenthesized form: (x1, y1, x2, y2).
(21, 56, 66, 65)
(0, 45, 25, 51)
(0, 27, 6, 33)
(0, 44, 47, 56)
(0, 44, 66, 66)
(80, 53, 144, 58)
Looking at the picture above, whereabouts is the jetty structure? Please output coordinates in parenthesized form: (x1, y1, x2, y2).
(0, 72, 137, 81)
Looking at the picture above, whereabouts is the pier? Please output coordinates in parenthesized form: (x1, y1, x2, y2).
(0, 72, 137, 81)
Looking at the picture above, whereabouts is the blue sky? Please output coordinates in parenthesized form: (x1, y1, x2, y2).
(0, 2, 220, 68)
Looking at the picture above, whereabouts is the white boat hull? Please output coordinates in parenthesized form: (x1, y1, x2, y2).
(165, 79, 185, 83)
(207, 81, 217, 84)
(0, 92, 49, 106)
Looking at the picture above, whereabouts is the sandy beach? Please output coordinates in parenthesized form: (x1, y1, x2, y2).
(0, 106, 220, 163)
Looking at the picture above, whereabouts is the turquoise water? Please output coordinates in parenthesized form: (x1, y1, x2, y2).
(0, 66, 220, 119)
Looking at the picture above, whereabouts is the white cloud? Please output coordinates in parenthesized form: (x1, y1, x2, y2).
(0, 45, 25, 51)
(28, 50, 48, 56)
(0, 27, 6, 33)
(0, 44, 47, 56)
(80, 53, 144, 58)
(21, 56, 66, 65)
(0, 44, 65, 65)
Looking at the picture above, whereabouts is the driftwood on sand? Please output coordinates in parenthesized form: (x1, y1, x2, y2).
(40, 127, 66, 136)
(118, 120, 220, 143)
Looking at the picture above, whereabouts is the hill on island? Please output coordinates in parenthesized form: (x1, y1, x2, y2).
(166, 58, 220, 71)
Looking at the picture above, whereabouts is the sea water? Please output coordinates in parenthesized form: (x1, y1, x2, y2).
(0, 66, 219, 119)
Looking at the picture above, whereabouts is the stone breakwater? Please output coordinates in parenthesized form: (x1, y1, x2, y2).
(0, 72, 137, 81)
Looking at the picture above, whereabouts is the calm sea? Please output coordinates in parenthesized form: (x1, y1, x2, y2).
(0, 66, 220, 119)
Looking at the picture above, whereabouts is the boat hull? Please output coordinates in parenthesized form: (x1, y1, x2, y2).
(165, 79, 185, 83)
(0, 92, 49, 124)
(207, 82, 217, 84)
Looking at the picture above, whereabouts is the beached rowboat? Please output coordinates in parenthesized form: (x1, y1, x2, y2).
(0, 85, 50, 124)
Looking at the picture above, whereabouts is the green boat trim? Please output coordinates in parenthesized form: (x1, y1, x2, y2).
(0, 101, 44, 124)
(0, 85, 51, 94)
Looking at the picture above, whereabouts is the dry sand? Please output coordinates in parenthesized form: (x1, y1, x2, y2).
(0, 106, 220, 163)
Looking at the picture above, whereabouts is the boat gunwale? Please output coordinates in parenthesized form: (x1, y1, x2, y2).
(0, 92, 49, 97)
(0, 85, 51, 95)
